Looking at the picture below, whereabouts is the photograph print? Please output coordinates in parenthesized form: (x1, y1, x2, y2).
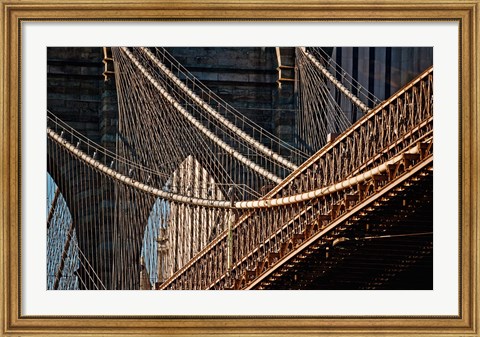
(46, 46, 433, 290)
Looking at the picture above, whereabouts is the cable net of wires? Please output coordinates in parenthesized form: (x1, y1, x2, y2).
(143, 47, 309, 165)
(112, 47, 310, 203)
(46, 47, 433, 290)
(47, 119, 241, 289)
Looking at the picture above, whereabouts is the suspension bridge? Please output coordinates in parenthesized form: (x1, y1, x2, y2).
(47, 47, 433, 290)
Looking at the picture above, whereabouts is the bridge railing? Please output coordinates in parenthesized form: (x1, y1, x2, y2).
(159, 66, 433, 290)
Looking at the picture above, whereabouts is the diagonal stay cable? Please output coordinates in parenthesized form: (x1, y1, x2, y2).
(138, 47, 299, 171)
(119, 47, 283, 184)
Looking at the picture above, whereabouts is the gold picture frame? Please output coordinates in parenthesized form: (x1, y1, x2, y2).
(1, 0, 478, 335)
